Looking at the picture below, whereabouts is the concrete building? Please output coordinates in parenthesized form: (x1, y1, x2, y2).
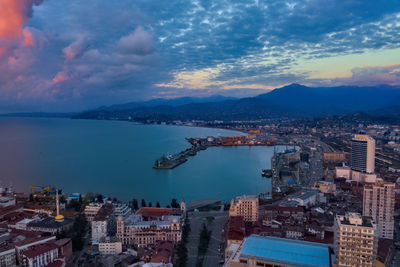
(363, 179, 395, 239)
(351, 134, 375, 174)
(117, 208, 182, 248)
(20, 242, 59, 267)
(84, 202, 104, 222)
(229, 196, 258, 222)
(99, 236, 122, 255)
(224, 235, 331, 267)
(334, 212, 377, 267)
(0, 196, 16, 208)
(312, 180, 336, 194)
(0, 245, 16, 267)
(113, 203, 131, 218)
(91, 203, 116, 245)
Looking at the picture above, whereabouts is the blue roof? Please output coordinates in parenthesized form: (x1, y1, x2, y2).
(240, 235, 330, 267)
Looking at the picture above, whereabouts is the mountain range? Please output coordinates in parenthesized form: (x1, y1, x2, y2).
(74, 84, 400, 122)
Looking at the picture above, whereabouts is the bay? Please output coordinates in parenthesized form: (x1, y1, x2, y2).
(0, 118, 279, 205)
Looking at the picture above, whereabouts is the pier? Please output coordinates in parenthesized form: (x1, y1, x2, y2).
(153, 136, 276, 169)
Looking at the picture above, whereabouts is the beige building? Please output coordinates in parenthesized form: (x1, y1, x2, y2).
(99, 236, 122, 255)
(363, 179, 395, 239)
(117, 208, 182, 248)
(334, 212, 377, 267)
(324, 152, 346, 163)
(229, 195, 258, 222)
(84, 203, 104, 222)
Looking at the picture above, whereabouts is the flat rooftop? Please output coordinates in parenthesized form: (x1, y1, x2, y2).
(240, 235, 331, 267)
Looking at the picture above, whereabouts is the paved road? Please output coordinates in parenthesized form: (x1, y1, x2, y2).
(186, 210, 228, 267)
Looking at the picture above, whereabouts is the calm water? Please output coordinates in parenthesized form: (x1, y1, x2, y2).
(0, 118, 280, 205)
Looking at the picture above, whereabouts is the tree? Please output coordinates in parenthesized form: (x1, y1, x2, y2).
(171, 198, 179, 208)
(132, 199, 139, 210)
(96, 194, 104, 203)
(141, 199, 146, 207)
(149, 202, 152, 207)
(29, 194, 34, 202)
(156, 201, 161, 208)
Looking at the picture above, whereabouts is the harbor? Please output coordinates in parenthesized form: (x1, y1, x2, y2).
(153, 135, 276, 169)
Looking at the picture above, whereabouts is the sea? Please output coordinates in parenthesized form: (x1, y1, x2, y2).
(0, 117, 283, 205)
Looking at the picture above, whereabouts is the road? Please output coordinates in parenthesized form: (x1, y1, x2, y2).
(187, 210, 228, 267)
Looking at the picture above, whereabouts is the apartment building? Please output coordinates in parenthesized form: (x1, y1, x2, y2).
(229, 195, 258, 222)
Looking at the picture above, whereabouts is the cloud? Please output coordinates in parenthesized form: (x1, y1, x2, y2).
(62, 37, 87, 60)
(117, 26, 154, 55)
(52, 71, 69, 84)
(0, 0, 44, 54)
(1, 0, 400, 112)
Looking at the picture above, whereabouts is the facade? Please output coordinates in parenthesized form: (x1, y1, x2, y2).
(312, 180, 336, 194)
(224, 235, 331, 267)
(334, 212, 377, 267)
(91, 204, 116, 245)
(229, 195, 258, 222)
(117, 208, 182, 248)
(84, 203, 104, 222)
(113, 203, 131, 218)
(363, 179, 395, 239)
(0, 246, 16, 267)
(99, 236, 122, 255)
(20, 242, 59, 267)
(351, 134, 375, 174)
(323, 152, 345, 163)
(0, 196, 16, 208)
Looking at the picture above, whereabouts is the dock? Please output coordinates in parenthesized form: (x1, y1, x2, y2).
(153, 135, 276, 169)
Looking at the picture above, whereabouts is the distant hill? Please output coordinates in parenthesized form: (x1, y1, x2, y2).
(99, 95, 237, 111)
(74, 83, 400, 121)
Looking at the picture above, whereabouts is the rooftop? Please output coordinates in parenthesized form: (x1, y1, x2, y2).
(239, 235, 331, 267)
(136, 208, 174, 218)
(27, 216, 73, 229)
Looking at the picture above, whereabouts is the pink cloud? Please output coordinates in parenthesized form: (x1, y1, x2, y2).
(52, 72, 69, 84)
(0, 0, 43, 59)
(63, 37, 87, 60)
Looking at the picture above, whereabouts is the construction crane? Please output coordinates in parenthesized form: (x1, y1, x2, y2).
(30, 185, 56, 196)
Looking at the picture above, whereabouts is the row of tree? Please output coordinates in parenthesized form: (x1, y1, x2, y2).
(130, 198, 181, 210)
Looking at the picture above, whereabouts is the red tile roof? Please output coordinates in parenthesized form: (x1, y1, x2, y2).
(21, 242, 58, 258)
(136, 208, 174, 217)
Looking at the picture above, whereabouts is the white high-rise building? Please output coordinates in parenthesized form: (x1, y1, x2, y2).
(351, 134, 375, 174)
(334, 212, 377, 267)
(363, 179, 395, 239)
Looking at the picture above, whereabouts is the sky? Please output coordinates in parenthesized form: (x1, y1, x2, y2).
(0, 0, 399, 112)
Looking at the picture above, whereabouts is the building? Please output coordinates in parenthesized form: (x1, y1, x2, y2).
(363, 179, 395, 239)
(91, 203, 116, 245)
(227, 216, 245, 246)
(84, 203, 104, 222)
(113, 203, 131, 218)
(0, 244, 16, 267)
(117, 208, 182, 248)
(323, 152, 345, 163)
(312, 180, 336, 194)
(20, 242, 59, 267)
(351, 134, 375, 174)
(99, 236, 122, 255)
(334, 212, 377, 267)
(229, 196, 258, 222)
(0, 196, 16, 208)
(224, 235, 331, 267)
(149, 241, 174, 264)
(287, 190, 320, 208)
(26, 217, 73, 234)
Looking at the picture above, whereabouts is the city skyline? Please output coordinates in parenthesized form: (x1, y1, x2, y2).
(0, 0, 400, 112)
